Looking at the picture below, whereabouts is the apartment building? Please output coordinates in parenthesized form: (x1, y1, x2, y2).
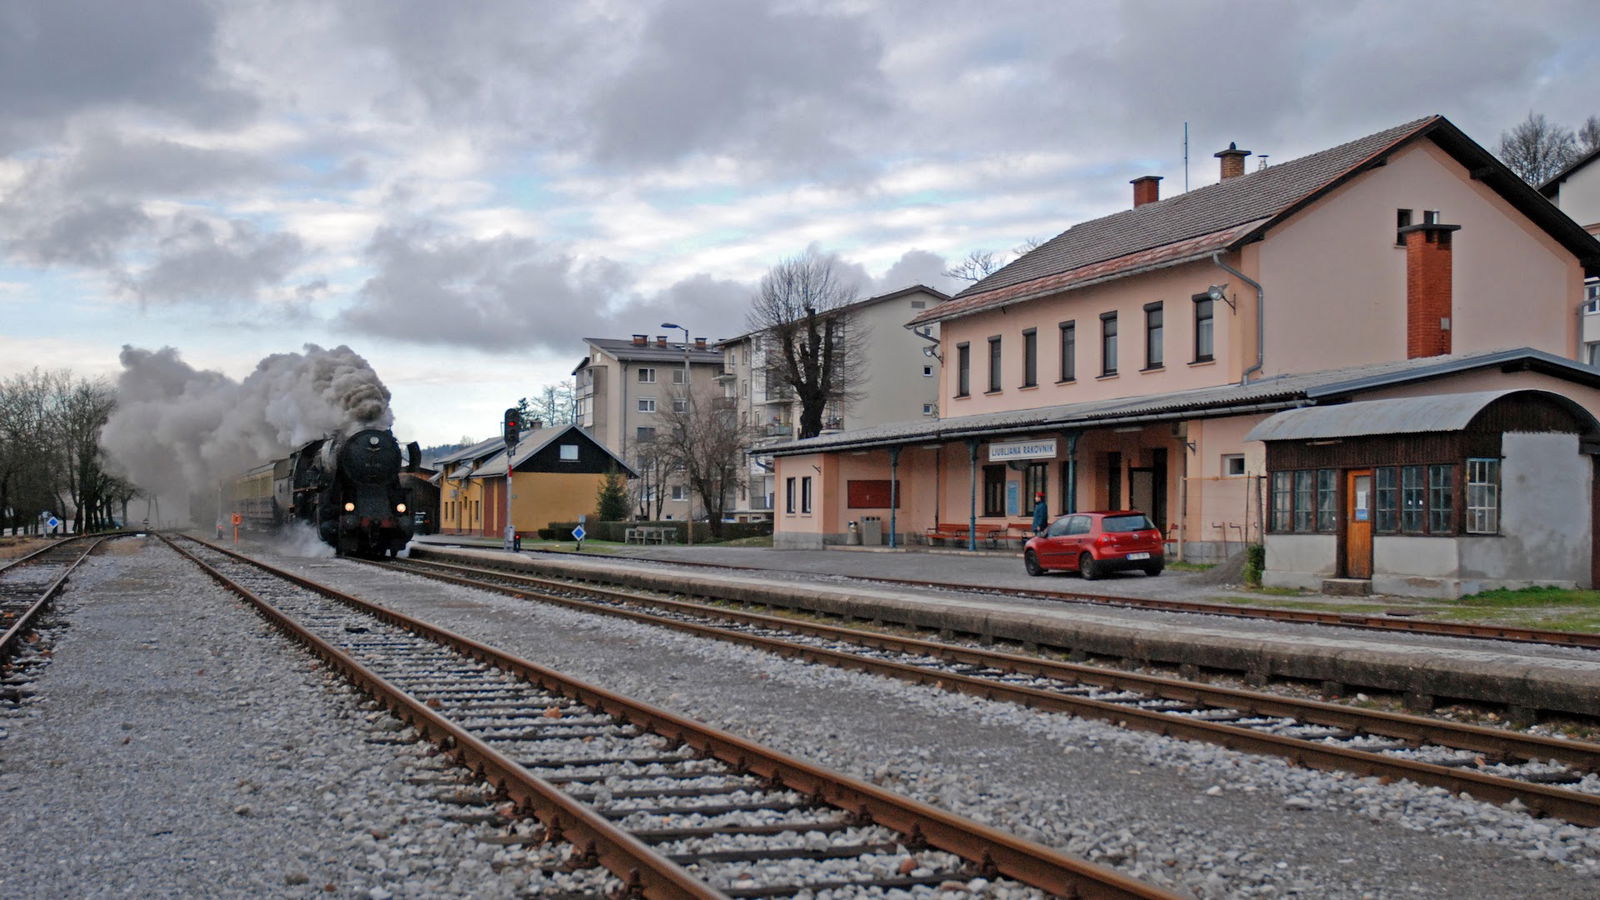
(715, 285, 949, 519)
(1539, 147, 1600, 363)
(572, 333, 724, 520)
(765, 115, 1600, 597)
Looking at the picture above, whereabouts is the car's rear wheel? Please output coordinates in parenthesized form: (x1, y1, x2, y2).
(1142, 562, 1163, 577)
(1079, 552, 1102, 580)
(1024, 549, 1044, 576)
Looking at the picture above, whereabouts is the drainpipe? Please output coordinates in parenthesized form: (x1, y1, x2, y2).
(888, 446, 900, 549)
(1213, 251, 1265, 383)
(1063, 431, 1079, 513)
(966, 438, 981, 551)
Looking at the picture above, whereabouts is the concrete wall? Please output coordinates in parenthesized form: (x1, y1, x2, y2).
(1263, 534, 1338, 589)
(851, 290, 943, 429)
(1460, 432, 1591, 587)
(1552, 158, 1600, 231)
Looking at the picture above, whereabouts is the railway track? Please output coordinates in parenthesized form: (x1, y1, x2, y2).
(1, 537, 104, 664)
(518, 546, 1600, 651)
(373, 552, 1600, 829)
(162, 534, 1173, 900)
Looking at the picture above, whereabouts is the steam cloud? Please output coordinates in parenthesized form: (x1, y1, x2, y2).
(100, 344, 394, 519)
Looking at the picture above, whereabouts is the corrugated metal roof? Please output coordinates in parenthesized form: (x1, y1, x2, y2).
(1244, 390, 1519, 441)
(761, 348, 1600, 456)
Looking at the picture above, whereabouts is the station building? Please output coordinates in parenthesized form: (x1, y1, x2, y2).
(764, 115, 1600, 597)
(434, 424, 634, 539)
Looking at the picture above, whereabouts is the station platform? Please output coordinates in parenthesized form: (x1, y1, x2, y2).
(409, 536, 1600, 720)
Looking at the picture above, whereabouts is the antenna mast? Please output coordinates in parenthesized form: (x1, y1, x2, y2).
(1183, 121, 1189, 192)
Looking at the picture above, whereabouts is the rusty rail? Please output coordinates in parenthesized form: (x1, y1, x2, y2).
(1, 537, 105, 663)
(386, 554, 1600, 829)
(168, 535, 1177, 899)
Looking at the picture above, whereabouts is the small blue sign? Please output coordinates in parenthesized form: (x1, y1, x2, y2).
(571, 526, 586, 541)
(46, 516, 61, 530)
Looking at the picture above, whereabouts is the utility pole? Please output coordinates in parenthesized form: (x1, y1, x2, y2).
(661, 322, 694, 546)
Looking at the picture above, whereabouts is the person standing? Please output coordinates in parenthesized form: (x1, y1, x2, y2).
(1031, 491, 1049, 535)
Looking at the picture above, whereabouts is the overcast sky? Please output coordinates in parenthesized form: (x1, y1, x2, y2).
(3, 0, 1597, 446)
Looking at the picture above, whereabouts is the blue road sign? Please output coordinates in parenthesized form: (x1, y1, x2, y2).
(571, 526, 586, 541)
(46, 516, 61, 530)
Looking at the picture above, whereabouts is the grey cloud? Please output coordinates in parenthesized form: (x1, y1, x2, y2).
(589, 0, 890, 168)
(7, 199, 151, 269)
(341, 221, 758, 351)
(874, 250, 958, 296)
(55, 131, 278, 197)
(0, 0, 254, 149)
(120, 215, 304, 305)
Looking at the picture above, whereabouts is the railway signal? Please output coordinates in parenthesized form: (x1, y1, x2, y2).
(503, 407, 522, 552)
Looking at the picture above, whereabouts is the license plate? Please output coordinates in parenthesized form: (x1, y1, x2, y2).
(1127, 552, 1150, 560)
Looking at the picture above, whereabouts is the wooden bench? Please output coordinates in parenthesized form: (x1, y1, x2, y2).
(923, 522, 1005, 547)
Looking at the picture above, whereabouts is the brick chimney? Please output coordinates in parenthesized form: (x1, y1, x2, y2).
(694, 337, 707, 350)
(1215, 142, 1250, 180)
(1399, 221, 1461, 358)
(631, 334, 646, 346)
(1130, 175, 1162, 208)
(655, 335, 668, 348)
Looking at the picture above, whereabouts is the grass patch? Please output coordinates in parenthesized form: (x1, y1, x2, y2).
(1164, 561, 1215, 572)
(1456, 585, 1600, 607)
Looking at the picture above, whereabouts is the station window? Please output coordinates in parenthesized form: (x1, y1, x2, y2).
(1466, 458, 1500, 534)
(785, 477, 796, 514)
(982, 465, 1006, 517)
(1059, 321, 1076, 382)
(1021, 328, 1037, 387)
(1221, 454, 1245, 477)
(1373, 464, 1457, 535)
(1100, 312, 1118, 376)
(801, 476, 813, 514)
(987, 336, 1002, 393)
(955, 343, 971, 397)
(1144, 302, 1164, 369)
(1194, 296, 1214, 363)
(1268, 468, 1338, 534)
(559, 444, 578, 461)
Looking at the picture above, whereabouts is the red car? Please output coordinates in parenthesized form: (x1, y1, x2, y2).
(1023, 510, 1164, 579)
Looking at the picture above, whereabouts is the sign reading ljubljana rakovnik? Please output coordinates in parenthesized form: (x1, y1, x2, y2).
(987, 438, 1058, 462)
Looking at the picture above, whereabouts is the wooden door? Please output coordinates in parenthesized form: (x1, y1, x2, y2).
(1345, 469, 1373, 579)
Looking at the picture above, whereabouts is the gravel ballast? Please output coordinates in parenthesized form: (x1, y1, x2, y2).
(282, 547, 1600, 899)
(0, 539, 611, 897)
(7, 537, 1598, 897)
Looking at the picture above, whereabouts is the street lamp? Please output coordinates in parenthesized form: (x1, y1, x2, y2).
(661, 321, 694, 545)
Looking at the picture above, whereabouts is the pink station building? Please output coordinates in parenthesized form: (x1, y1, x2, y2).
(765, 115, 1600, 598)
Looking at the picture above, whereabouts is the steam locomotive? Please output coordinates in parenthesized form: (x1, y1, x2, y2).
(231, 428, 418, 557)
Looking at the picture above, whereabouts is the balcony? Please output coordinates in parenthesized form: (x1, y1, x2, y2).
(763, 423, 793, 437)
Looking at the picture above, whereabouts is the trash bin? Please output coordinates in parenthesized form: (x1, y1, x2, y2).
(846, 521, 861, 545)
(860, 516, 883, 545)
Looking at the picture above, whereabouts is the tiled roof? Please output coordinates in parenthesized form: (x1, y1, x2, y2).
(761, 348, 1600, 456)
(910, 117, 1442, 326)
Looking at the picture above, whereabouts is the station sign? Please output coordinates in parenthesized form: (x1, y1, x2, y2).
(988, 438, 1057, 462)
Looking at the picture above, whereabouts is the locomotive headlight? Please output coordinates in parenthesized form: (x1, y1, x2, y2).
(344, 502, 356, 512)
(396, 503, 407, 513)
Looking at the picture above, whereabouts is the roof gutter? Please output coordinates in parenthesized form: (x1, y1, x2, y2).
(1212, 251, 1265, 384)
(763, 398, 1306, 457)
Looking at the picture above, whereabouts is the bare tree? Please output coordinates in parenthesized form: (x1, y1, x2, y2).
(654, 382, 750, 538)
(518, 380, 576, 427)
(1012, 236, 1043, 256)
(629, 439, 672, 520)
(748, 250, 868, 440)
(1580, 115, 1600, 157)
(942, 249, 1003, 284)
(1497, 112, 1578, 185)
(54, 376, 117, 532)
(0, 371, 55, 534)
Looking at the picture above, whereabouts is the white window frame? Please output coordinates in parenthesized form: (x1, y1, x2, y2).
(1466, 457, 1500, 534)
(671, 485, 687, 501)
(673, 398, 688, 413)
(672, 368, 687, 384)
(559, 444, 578, 461)
(801, 476, 813, 514)
(1221, 454, 1245, 477)
(638, 397, 656, 413)
(638, 367, 656, 383)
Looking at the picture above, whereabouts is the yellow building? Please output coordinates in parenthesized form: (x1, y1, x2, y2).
(436, 425, 635, 538)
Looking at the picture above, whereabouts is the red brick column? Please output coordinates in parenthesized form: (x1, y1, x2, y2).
(1399, 222, 1461, 359)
